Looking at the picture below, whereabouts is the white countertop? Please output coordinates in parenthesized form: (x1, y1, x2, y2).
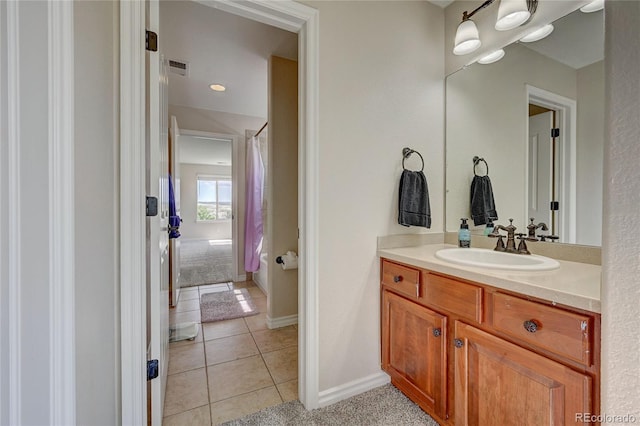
(378, 244, 601, 313)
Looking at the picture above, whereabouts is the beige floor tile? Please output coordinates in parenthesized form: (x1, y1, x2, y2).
(202, 318, 249, 341)
(262, 346, 297, 384)
(169, 324, 204, 348)
(207, 355, 274, 403)
(169, 343, 206, 375)
(164, 368, 210, 417)
(170, 309, 201, 325)
(252, 296, 267, 312)
(210, 386, 282, 425)
(228, 280, 256, 290)
(175, 298, 201, 313)
(244, 313, 268, 332)
(276, 379, 298, 402)
(247, 286, 265, 299)
(252, 326, 297, 354)
(179, 288, 200, 301)
(163, 404, 211, 426)
(205, 334, 258, 365)
(199, 283, 231, 295)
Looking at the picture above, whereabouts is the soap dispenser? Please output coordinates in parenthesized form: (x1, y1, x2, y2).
(484, 219, 495, 236)
(458, 218, 471, 248)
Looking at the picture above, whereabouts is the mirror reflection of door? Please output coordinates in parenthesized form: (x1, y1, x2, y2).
(528, 105, 558, 236)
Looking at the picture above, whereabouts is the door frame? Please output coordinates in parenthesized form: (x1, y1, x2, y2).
(119, 1, 320, 424)
(525, 85, 577, 243)
(179, 129, 244, 282)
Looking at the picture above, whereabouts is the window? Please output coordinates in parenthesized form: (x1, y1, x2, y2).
(196, 176, 232, 221)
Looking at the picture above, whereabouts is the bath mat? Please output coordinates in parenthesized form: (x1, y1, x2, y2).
(200, 289, 259, 323)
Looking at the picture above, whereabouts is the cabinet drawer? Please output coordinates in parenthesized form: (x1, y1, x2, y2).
(381, 260, 420, 299)
(421, 272, 483, 323)
(491, 292, 593, 365)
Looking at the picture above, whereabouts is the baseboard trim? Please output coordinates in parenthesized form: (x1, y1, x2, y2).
(266, 314, 298, 329)
(317, 371, 391, 408)
(235, 274, 247, 282)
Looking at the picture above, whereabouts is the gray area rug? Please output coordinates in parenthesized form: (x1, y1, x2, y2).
(200, 289, 259, 323)
(180, 239, 233, 288)
(221, 384, 439, 426)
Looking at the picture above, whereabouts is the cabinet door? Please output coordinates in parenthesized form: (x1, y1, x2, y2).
(454, 321, 592, 425)
(382, 289, 447, 418)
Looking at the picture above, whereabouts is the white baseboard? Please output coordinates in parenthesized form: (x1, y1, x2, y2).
(317, 371, 391, 408)
(235, 274, 247, 282)
(266, 314, 298, 329)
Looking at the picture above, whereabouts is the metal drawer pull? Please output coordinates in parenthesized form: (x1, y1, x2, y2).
(415, 283, 419, 298)
(433, 328, 442, 337)
(393, 275, 403, 283)
(454, 338, 464, 348)
(523, 320, 540, 333)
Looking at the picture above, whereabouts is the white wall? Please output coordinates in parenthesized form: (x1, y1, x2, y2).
(179, 163, 232, 241)
(601, 0, 640, 418)
(446, 43, 577, 233)
(301, 0, 445, 392)
(74, 1, 120, 424)
(576, 60, 604, 246)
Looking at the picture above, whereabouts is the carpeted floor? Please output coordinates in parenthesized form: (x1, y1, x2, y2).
(221, 384, 439, 426)
(179, 239, 233, 288)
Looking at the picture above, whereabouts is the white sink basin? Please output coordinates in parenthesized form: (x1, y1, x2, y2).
(435, 248, 560, 271)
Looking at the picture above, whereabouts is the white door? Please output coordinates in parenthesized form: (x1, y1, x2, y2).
(528, 111, 553, 230)
(146, 0, 170, 424)
(170, 116, 181, 307)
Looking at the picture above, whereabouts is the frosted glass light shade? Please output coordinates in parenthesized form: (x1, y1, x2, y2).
(519, 24, 554, 42)
(495, 0, 530, 31)
(580, 0, 604, 13)
(453, 19, 481, 56)
(478, 49, 505, 64)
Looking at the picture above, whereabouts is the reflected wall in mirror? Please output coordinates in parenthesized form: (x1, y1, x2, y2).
(445, 6, 604, 246)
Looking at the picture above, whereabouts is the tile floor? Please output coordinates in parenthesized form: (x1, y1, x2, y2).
(163, 281, 298, 426)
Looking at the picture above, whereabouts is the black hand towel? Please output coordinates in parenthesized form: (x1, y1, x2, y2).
(470, 175, 498, 226)
(398, 170, 431, 228)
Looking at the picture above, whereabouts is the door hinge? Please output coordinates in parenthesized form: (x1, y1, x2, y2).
(550, 201, 560, 211)
(146, 196, 158, 217)
(551, 128, 560, 138)
(147, 359, 159, 380)
(146, 30, 158, 52)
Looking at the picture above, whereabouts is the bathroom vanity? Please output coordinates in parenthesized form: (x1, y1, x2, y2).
(379, 244, 601, 425)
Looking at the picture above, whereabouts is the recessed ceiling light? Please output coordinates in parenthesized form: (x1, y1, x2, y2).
(209, 84, 226, 92)
(519, 24, 554, 43)
(478, 49, 505, 64)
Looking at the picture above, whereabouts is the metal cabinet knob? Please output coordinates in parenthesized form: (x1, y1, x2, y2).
(454, 338, 464, 348)
(523, 320, 540, 333)
(433, 328, 442, 337)
(393, 275, 402, 283)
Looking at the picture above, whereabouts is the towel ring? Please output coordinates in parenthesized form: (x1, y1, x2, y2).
(473, 156, 489, 176)
(402, 148, 424, 172)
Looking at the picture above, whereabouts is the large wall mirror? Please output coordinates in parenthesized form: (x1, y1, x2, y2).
(445, 6, 604, 246)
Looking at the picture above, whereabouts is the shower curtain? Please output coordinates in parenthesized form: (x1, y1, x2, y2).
(244, 135, 264, 272)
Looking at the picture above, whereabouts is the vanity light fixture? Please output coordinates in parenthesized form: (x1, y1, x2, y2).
(519, 24, 554, 42)
(478, 49, 505, 64)
(580, 0, 604, 13)
(209, 83, 226, 92)
(453, 0, 538, 55)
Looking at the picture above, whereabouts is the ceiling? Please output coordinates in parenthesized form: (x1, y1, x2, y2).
(521, 8, 604, 70)
(160, 0, 298, 119)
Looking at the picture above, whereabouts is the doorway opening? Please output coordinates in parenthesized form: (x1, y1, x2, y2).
(526, 85, 577, 243)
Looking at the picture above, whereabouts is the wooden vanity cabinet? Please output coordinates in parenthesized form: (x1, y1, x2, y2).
(380, 258, 600, 426)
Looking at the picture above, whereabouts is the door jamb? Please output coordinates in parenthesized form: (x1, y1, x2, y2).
(526, 85, 577, 243)
(119, 1, 320, 424)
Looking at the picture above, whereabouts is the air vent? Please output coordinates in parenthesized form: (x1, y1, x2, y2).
(168, 60, 189, 77)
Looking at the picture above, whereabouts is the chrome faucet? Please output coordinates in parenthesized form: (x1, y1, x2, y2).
(489, 218, 519, 253)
